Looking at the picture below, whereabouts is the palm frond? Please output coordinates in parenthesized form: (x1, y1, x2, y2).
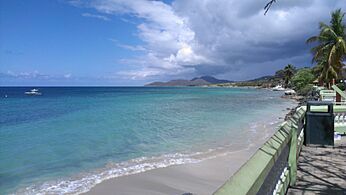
(306, 36, 319, 44)
(321, 27, 338, 39)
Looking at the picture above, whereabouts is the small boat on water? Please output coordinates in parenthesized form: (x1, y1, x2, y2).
(272, 85, 285, 91)
(284, 89, 296, 95)
(25, 88, 42, 96)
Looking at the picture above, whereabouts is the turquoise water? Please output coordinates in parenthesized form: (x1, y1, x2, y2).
(0, 87, 294, 194)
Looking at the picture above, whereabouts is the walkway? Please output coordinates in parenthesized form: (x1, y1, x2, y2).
(287, 138, 346, 195)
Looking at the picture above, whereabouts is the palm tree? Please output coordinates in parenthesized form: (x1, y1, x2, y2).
(283, 64, 296, 87)
(312, 51, 338, 83)
(306, 9, 346, 85)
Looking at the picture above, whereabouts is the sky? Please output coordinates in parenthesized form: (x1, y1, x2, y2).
(1, 0, 346, 86)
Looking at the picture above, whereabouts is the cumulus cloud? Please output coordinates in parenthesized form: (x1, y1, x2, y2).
(83, 0, 208, 79)
(76, 0, 346, 81)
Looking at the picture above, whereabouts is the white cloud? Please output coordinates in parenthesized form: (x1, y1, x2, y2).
(118, 44, 146, 51)
(77, 0, 346, 81)
(6, 70, 46, 79)
(82, 13, 110, 21)
(64, 73, 72, 78)
(109, 38, 147, 51)
(2, 70, 73, 80)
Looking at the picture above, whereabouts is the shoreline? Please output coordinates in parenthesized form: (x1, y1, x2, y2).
(9, 90, 298, 195)
(84, 147, 255, 195)
(83, 101, 298, 195)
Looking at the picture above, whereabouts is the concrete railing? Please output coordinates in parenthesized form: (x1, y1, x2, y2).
(334, 113, 346, 134)
(214, 106, 305, 195)
(319, 90, 336, 101)
(319, 85, 346, 104)
(214, 104, 346, 195)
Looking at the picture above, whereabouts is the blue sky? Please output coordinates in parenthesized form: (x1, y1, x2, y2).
(1, 0, 345, 86)
(1, 0, 146, 85)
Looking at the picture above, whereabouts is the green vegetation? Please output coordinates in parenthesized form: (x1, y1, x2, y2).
(209, 64, 299, 88)
(291, 68, 315, 95)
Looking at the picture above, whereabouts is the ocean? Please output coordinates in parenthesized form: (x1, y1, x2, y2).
(0, 87, 295, 194)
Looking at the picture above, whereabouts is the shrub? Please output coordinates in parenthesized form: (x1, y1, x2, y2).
(291, 68, 315, 95)
(299, 84, 314, 96)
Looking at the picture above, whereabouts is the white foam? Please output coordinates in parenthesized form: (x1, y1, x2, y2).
(14, 144, 253, 195)
(14, 153, 203, 195)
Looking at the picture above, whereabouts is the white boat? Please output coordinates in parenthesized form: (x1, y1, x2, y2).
(272, 85, 285, 91)
(25, 88, 42, 96)
(284, 89, 296, 95)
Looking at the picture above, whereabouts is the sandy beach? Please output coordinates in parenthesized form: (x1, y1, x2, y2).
(84, 148, 254, 195)
(83, 104, 297, 195)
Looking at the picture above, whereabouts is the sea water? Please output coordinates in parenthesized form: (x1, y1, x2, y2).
(0, 87, 295, 194)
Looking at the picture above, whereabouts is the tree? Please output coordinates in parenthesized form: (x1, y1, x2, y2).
(275, 69, 285, 79)
(306, 9, 346, 84)
(283, 64, 296, 87)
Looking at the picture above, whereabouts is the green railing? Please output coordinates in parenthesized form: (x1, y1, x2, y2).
(319, 89, 336, 101)
(214, 104, 346, 195)
(331, 84, 346, 100)
(214, 106, 306, 195)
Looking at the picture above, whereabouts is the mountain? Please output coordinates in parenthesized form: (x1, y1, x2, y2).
(145, 76, 231, 86)
(191, 76, 231, 84)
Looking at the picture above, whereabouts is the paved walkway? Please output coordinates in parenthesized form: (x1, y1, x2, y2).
(287, 138, 346, 195)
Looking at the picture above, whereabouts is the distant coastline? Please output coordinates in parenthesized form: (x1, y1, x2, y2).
(145, 75, 282, 88)
(145, 75, 232, 87)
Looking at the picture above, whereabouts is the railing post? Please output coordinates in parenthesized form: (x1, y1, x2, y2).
(288, 122, 297, 186)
